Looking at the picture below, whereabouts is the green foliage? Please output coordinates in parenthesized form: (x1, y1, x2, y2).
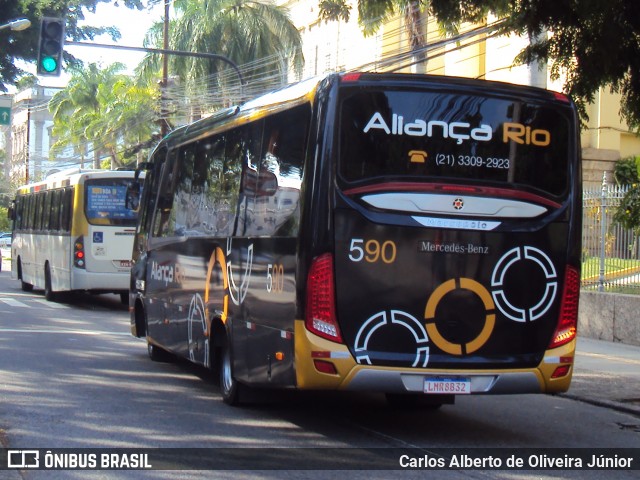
(319, 0, 640, 129)
(613, 156, 640, 233)
(0, 0, 150, 92)
(319, 0, 352, 23)
(614, 184, 640, 233)
(614, 156, 640, 186)
(136, 0, 304, 112)
(0, 207, 10, 232)
(50, 62, 159, 169)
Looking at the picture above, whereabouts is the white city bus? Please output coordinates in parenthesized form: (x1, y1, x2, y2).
(9, 168, 141, 302)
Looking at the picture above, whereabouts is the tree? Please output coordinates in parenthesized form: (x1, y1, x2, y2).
(613, 156, 640, 234)
(137, 0, 304, 117)
(0, 0, 149, 92)
(319, 0, 640, 128)
(49, 62, 158, 169)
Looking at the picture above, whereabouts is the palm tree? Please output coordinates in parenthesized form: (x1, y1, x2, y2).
(49, 63, 126, 169)
(137, 0, 304, 118)
(50, 63, 159, 169)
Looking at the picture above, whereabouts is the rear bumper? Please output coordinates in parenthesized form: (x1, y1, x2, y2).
(294, 320, 575, 394)
(71, 269, 130, 292)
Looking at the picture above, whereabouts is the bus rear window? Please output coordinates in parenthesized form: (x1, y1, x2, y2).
(85, 178, 139, 226)
(338, 89, 572, 199)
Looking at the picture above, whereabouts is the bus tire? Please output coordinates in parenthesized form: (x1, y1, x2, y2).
(147, 341, 173, 362)
(220, 333, 244, 406)
(18, 259, 33, 292)
(44, 263, 58, 302)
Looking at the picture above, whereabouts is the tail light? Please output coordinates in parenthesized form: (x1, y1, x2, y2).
(74, 236, 86, 269)
(549, 265, 579, 349)
(305, 253, 343, 343)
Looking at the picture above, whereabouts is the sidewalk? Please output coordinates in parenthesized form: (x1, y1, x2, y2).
(0, 253, 8, 273)
(564, 336, 640, 418)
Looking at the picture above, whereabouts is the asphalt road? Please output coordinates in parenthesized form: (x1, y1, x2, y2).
(0, 263, 638, 479)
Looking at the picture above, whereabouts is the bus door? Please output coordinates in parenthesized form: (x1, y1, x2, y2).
(331, 84, 578, 375)
(145, 151, 184, 350)
(234, 107, 308, 387)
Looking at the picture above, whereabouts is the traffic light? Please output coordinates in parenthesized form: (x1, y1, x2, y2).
(37, 17, 65, 76)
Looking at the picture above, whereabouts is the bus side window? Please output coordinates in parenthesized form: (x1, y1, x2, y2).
(138, 148, 166, 245)
(60, 187, 73, 233)
(193, 135, 229, 236)
(255, 104, 309, 237)
(152, 153, 179, 238)
(169, 146, 195, 236)
(34, 192, 45, 232)
(14, 197, 23, 230)
(50, 190, 61, 232)
(43, 191, 52, 231)
(235, 122, 264, 237)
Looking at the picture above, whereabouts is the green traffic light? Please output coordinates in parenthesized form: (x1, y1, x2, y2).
(41, 56, 58, 73)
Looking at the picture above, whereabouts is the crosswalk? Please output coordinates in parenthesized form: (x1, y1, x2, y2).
(0, 293, 124, 311)
(0, 296, 71, 309)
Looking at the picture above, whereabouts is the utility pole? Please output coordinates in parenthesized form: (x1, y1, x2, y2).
(161, 0, 170, 137)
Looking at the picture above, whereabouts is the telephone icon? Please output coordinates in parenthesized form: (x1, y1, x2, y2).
(408, 150, 428, 163)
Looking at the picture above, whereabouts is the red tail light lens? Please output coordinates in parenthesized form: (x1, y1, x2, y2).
(305, 253, 343, 343)
(341, 73, 362, 83)
(549, 265, 579, 349)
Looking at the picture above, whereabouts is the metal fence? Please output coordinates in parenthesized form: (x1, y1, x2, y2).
(582, 180, 640, 293)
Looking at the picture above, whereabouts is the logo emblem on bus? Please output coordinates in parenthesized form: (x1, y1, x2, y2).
(453, 198, 464, 210)
(491, 246, 558, 322)
(354, 310, 430, 367)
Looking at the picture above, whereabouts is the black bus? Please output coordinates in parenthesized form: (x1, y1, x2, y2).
(128, 72, 581, 407)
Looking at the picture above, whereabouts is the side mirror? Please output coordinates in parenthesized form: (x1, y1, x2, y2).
(135, 162, 153, 181)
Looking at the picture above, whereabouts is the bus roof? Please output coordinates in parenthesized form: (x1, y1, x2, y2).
(151, 71, 574, 154)
(16, 169, 137, 195)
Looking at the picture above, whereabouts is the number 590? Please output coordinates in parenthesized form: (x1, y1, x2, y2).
(348, 238, 396, 264)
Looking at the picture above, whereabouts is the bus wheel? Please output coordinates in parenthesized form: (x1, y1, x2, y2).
(147, 340, 172, 362)
(44, 263, 58, 302)
(18, 259, 33, 292)
(220, 334, 243, 406)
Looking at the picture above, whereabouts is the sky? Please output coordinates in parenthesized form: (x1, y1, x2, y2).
(69, 1, 166, 71)
(40, 1, 166, 87)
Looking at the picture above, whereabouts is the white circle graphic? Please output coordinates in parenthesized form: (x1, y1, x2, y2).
(491, 246, 557, 323)
(354, 310, 430, 367)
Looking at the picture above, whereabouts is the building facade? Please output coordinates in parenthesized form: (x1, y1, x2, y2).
(278, 1, 640, 187)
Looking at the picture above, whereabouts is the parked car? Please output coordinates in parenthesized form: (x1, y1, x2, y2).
(0, 232, 11, 248)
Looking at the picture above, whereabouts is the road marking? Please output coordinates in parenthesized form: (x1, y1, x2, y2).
(579, 351, 640, 366)
(0, 298, 30, 308)
(31, 299, 70, 309)
(0, 328, 130, 336)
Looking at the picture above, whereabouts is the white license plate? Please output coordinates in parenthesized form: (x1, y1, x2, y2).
(119, 260, 132, 268)
(424, 378, 471, 395)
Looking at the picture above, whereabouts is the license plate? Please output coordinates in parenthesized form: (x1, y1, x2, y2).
(119, 260, 132, 268)
(424, 377, 471, 394)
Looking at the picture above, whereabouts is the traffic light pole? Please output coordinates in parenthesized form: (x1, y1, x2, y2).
(65, 41, 245, 86)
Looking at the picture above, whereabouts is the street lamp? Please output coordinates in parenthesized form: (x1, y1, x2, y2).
(0, 18, 32, 32)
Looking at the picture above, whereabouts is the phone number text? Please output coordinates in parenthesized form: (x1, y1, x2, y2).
(435, 154, 510, 169)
